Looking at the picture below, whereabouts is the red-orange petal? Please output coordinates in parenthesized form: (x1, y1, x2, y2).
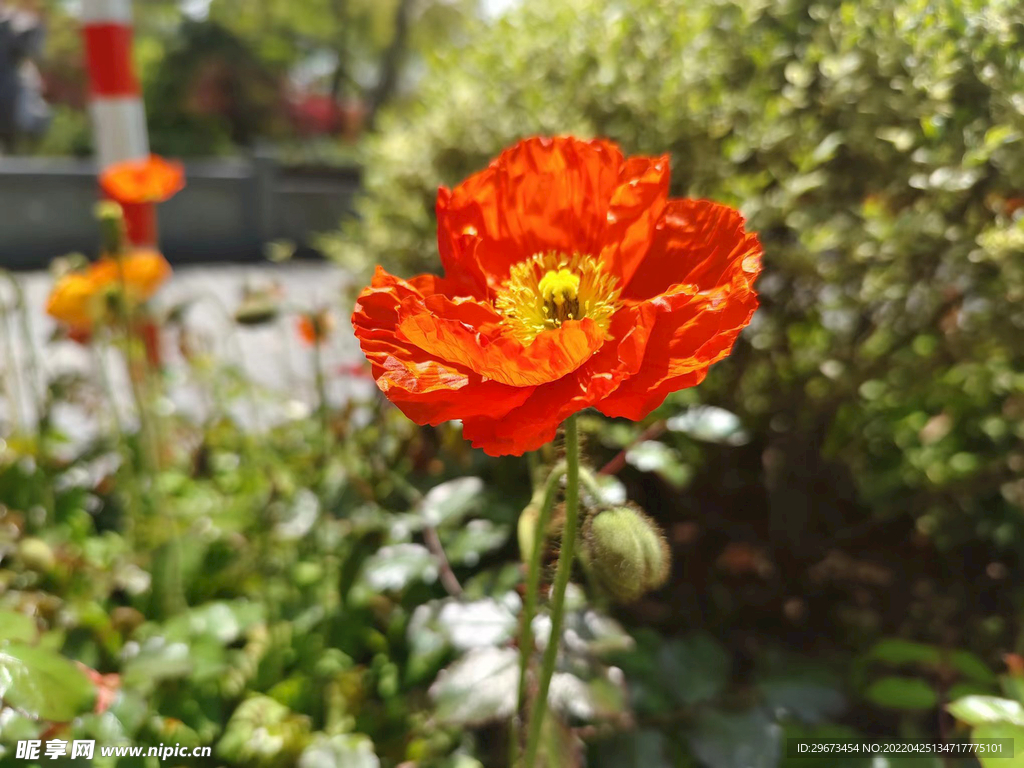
(100, 155, 185, 205)
(352, 267, 534, 426)
(397, 299, 605, 387)
(436, 137, 668, 295)
(460, 303, 655, 456)
(622, 199, 762, 302)
(598, 284, 760, 422)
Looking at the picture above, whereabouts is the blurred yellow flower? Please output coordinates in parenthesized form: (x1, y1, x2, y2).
(90, 250, 172, 304)
(45, 271, 100, 332)
(45, 250, 173, 334)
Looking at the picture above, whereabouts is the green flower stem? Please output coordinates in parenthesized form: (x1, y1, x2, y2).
(312, 335, 331, 469)
(578, 466, 606, 503)
(516, 459, 568, 721)
(523, 414, 580, 768)
(0, 296, 27, 435)
(93, 340, 140, 551)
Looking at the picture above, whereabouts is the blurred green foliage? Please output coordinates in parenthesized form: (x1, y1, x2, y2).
(6, 0, 1024, 765)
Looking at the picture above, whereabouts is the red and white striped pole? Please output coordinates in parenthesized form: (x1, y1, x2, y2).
(81, 0, 155, 247)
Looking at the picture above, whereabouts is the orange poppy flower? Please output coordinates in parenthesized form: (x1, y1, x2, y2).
(46, 271, 99, 332)
(297, 310, 335, 345)
(351, 136, 762, 456)
(99, 155, 185, 205)
(90, 249, 172, 303)
(46, 250, 172, 333)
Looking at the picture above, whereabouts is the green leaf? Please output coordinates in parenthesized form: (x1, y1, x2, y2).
(358, 544, 438, 594)
(589, 729, 672, 768)
(667, 405, 750, 445)
(948, 696, 1024, 728)
(121, 637, 193, 692)
(625, 441, 692, 488)
(421, 477, 484, 527)
(759, 679, 846, 724)
(865, 639, 941, 667)
(972, 721, 1024, 768)
(441, 519, 510, 566)
(299, 734, 381, 768)
(430, 646, 518, 726)
(0, 610, 38, 644)
(864, 677, 938, 710)
(947, 651, 998, 686)
(217, 695, 311, 766)
(612, 631, 729, 714)
(160, 600, 265, 646)
(661, 634, 731, 706)
(688, 708, 782, 768)
(0, 643, 96, 722)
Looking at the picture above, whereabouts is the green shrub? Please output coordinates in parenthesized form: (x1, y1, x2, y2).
(339, 0, 1024, 555)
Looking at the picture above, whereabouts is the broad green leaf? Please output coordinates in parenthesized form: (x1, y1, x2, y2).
(217, 695, 311, 766)
(625, 441, 692, 488)
(688, 708, 782, 768)
(947, 651, 998, 686)
(441, 519, 510, 566)
(589, 729, 672, 768)
(562, 610, 634, 658)
(299, 734, 381, 768)
(358, 544, 438, 594)
(667, 405, 750, 445)
(0, 610, 37, 644)
(948, 696, 1024, 728)
(161, 600, 265, 646)
(865, 639, 941, 667)
(864, 677, 938, 710)
(121, 637, 193, 692)
(0, 643, 96, 722)
(611, 631, 729, 714)
(430, 646, 518, 726)
(759, 679, 846, 724)
(972, 721, 1024, 768)
(435, 596, 518, 649)
(421, 477, 484, 527)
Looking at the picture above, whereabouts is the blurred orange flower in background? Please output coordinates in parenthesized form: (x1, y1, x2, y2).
(297, 310, 335, 346)
(352, 136, 762, 456)
(99, 155, 185, 205)
(46, 271, 98, 333)
(46, 250, 173, 334)
(90, 249, 173, 303)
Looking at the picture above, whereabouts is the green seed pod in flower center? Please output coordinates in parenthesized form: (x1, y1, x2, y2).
(583, 505, 670, 604)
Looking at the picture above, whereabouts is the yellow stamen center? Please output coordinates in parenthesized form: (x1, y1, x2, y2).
(495, 252, 621, 345)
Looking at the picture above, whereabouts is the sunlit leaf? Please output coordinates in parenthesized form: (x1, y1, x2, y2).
(421, 477, 484, 527)
(0, 644, 96, 722)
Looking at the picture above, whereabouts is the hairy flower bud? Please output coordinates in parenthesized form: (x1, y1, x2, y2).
(95, 201, 127, 255)
(582, 505, 670, 604)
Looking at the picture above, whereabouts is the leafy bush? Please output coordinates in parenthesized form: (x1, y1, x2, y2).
(342, 0, 1024, 557)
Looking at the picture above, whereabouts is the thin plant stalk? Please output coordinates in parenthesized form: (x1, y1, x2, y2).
(1, 272, 44, 430)
(93, 338, 141, 551)
(523, 415, 580, 767)
(514, 459, 567, 764)
(312, 334, 331, 468)
(0, 296, 27, 434)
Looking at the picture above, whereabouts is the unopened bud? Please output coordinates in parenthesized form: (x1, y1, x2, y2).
(234, 295, 280, 326)
(582, 505, 670, 604)
(518, 502, 540, 565)
(95, 201, 127, 255)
